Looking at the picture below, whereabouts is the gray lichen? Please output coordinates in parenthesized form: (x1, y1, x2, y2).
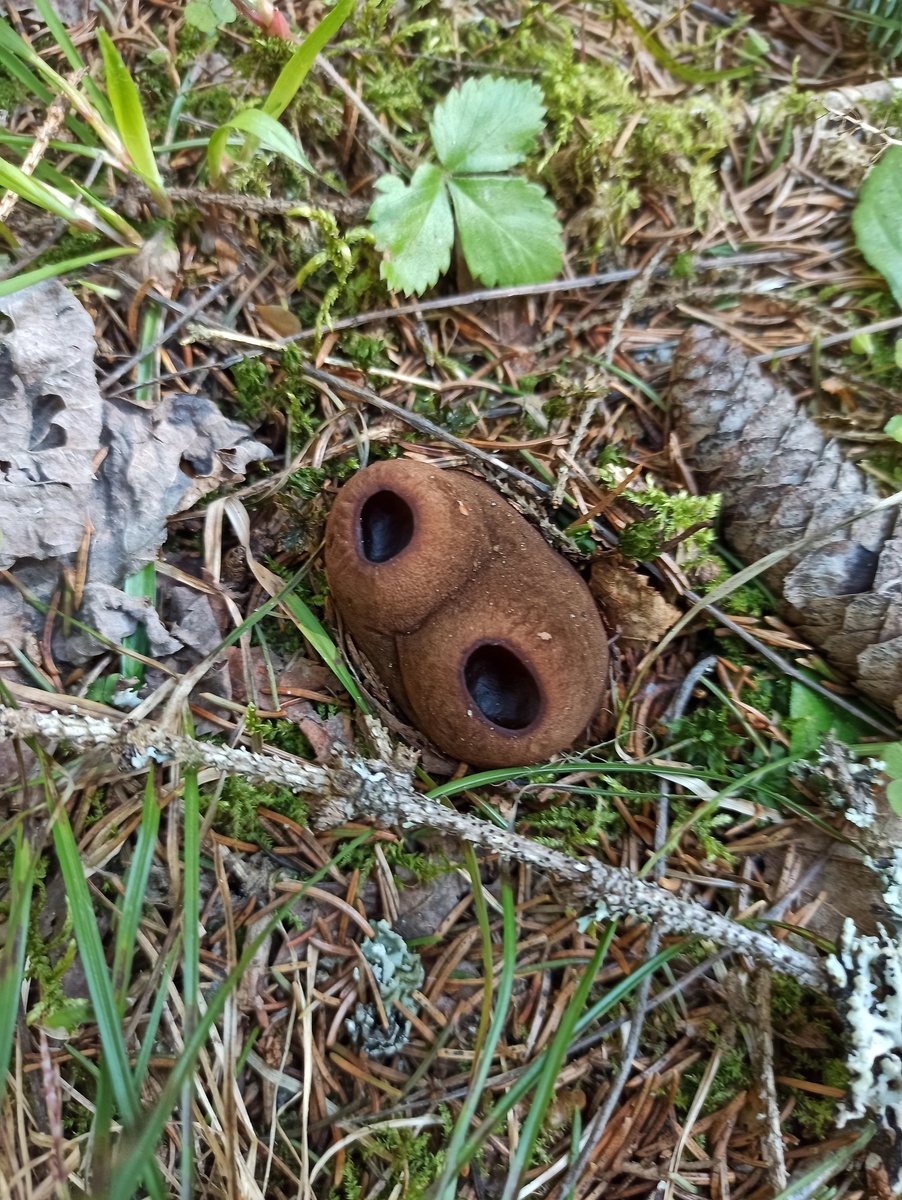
(347, 919, 425, 1060)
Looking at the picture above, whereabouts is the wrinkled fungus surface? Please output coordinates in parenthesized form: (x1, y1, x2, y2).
(325, 459, 608, 768)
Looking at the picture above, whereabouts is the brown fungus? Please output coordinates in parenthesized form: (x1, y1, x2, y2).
(324, 460, 609, 768)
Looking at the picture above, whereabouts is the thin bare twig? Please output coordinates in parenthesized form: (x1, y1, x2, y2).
(551, 244, 668, 508)
(754, 967, 789, 1192)
(100, 272, 241, 391)
(0, 705, 828, 991)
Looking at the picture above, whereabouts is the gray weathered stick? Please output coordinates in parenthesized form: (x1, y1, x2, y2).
(0, 704, 827, 990)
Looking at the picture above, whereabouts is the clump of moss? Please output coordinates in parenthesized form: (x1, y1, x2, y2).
(214, 775, 308, 847)
(230, 344, 320, 427)
(615, 482, 720, 564)
(522, 795, 626, 855)
(32, 231, 105, 270)
(328, 1108, 450, 1200)
(674, 1035, 752, 1117)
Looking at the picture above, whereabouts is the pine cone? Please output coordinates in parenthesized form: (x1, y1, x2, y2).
(669, 326, 902, 720)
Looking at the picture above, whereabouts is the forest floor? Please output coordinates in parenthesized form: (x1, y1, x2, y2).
(1, 0, 902, 1198)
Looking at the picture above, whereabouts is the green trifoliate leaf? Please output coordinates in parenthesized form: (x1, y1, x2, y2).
(448, 175, 563, 287)
(184, 0, 236, 31)
(369, 163, 454, 295)
(430, 76, 546, 174)
(852, 145, 902, 311)
(886, 414, 902, 442)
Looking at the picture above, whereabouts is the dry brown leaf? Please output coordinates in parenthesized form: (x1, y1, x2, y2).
(590, 552, 681, 645)
(669, 325, 902, 720)
(0, 280, 270, 667)
(255, 304, 303, 339)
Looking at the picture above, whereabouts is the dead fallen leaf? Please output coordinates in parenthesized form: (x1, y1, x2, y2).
(255, 304, 303, 340)
(590, 552, 681, 645)
(0, 280, 270, 668)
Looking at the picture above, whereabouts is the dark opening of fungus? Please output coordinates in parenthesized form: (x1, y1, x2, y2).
(359, 491, 415, 564)
(464, 644, 542, 730)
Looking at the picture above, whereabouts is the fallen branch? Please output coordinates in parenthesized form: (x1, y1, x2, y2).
(0, 704, 827, 990)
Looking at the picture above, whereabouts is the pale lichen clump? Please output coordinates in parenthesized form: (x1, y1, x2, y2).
(827, 919, 902, 1188)
(347, 920, 425, 1060)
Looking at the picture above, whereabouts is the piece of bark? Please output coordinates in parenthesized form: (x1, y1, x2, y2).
(669, 326, 902, 719)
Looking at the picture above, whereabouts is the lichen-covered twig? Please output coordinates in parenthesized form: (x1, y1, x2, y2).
(0, 704, 827, 990)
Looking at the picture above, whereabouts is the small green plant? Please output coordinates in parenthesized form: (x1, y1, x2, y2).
(207, 0, 352, 182)
(852, 145, 902, 311)
(368, 76, 564, 295)
(184, 0, 237, 32)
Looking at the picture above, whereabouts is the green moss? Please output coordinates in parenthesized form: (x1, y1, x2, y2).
(328, 1109, 449, 1200)
(384, 841, 450, 884)
(340, 331, 392, 370)
(25, 883, 89, 1032)
(790, 1061, 848, 1140)
(32, 231, 105, 270)
(174, 22, 211, 67)
(523, 795, 626, 855)
(229, 345, 321, 428)
(213, 775, 308, 846)
(186, 83, 236, 127)
(667, 707, 744, 774)
(674, 1039, 752, 1117)
(671, 798, 735, 864)
(0, 71, 26, 112)
(771, 976, 803, 1021)
(671, 249, 696, 280)
(231, 357, 270, 421)
(616, 484, 720, 563)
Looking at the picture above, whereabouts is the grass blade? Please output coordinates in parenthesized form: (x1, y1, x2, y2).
(206, 124, 230, 183)
(72, 181, 142, 244)
(133, 943, 177, 1088)
(463, 844, 494, 1065)
(180, 768, 201, 1197)
(434, 876, 518, 1200)
(0, 157, 94, 222)
(52, 805, 139, 1124)
(264, 0, 354, 119)
(0, 20, 95, 143)
(106, 830, 374, 1200)
(112, 773, 161, 1005)
(0, 825, 37, 1104)
(224, 108, 312, 172)
(501, 924, 615, 1199)
(29, 0, 115, 125)
(97, 30, 168, 207)
(456, 940, 688, 1172)
(0, 246, 137, 298)
(52, 805, 168, 1200)
(120, 563, 156, 683)
(279, 591, 369, 711)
